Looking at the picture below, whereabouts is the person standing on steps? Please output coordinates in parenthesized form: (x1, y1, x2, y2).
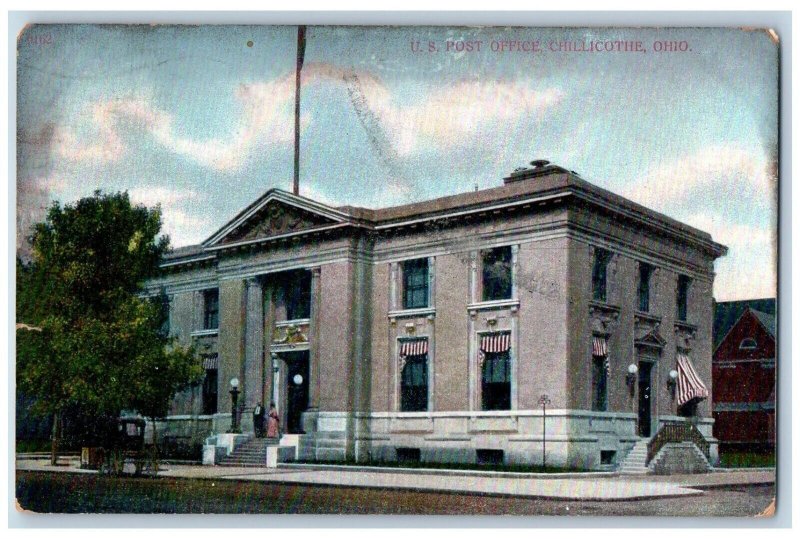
(267, 402, 280, 439)
(253, 403, 265, 438)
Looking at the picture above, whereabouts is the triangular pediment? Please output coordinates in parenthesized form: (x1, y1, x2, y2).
(203, 189, 349, 248)
(636, 327, 667, 348)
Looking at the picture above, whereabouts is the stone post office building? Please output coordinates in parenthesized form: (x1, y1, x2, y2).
(145, 160, 727, 470)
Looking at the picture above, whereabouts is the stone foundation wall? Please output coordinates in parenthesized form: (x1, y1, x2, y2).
(299, 409, 639, 470)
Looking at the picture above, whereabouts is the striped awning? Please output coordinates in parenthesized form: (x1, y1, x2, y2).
(592, 336, 608, 357)
(676, 353, 709, 406)
(480, 332, 511, 353)
(399, 338, 428, 357)
(202, 355, 219, 370)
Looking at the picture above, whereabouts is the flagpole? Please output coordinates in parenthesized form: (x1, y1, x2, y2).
(293, 25, 306, 196)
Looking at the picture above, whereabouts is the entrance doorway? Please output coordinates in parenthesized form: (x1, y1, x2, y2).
(277, 351, 310, 434)
(638, 361, 653, 437)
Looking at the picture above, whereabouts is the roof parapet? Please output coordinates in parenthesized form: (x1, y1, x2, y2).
(503, 159, 571, 184)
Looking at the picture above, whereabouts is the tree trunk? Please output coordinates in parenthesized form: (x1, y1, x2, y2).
(150, 417, 159, 474)
(50, 410, 60, 466)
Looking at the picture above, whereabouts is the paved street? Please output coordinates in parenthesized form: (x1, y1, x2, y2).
(15, 456, 775, 515)
(15, 470, 775, 516)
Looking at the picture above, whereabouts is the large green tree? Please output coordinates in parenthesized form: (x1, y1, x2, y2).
(16, 191, 201, 467)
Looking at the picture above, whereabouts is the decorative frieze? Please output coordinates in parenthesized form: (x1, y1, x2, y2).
(272, 319, 310, 345)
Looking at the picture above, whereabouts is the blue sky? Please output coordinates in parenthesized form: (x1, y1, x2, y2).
(17, 25, 777, 301)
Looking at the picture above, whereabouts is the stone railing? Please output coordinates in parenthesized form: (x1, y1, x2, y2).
(646, 419, 710, 464)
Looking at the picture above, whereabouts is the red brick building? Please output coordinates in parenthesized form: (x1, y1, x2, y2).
(712, 302, 776, 453)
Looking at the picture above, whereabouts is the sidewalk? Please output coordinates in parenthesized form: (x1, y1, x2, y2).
(15, 456, 774, 502)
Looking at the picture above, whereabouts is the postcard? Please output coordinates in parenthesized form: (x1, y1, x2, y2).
(14, 22, 778, 517)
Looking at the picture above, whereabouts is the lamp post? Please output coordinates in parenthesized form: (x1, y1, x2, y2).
(229, 377, 241, 433)
(538, 394, 551, 470)
(668, 369, 678, 400)
(626, 363, 639, 398)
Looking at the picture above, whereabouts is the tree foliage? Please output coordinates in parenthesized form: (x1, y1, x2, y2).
(16, 191, 202, 466)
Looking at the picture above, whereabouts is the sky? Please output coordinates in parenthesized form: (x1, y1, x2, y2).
(16, 25, 778, 301)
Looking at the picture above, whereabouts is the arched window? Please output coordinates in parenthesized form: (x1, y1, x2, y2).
(739, 338, 758, 350)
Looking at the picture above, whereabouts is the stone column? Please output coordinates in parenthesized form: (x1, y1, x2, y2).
(262, 281, 275, 409)
(243, 278, 264, 411)
(217, 279, 246, 419)
(308, 266, 322, 410)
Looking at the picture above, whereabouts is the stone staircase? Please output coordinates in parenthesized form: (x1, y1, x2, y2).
(618, 438, 651, 475)
(219, 437, 280, 467)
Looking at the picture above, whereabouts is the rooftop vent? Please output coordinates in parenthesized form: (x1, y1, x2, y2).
(503, 159, 568, 184)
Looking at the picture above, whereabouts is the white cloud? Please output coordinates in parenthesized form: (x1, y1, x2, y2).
(681, 213, 776, 301)
(683, 213, 774, 250)
(128, 186, 201, 207)
(55, 90, 296, 172)
(128, 187, 208, 246)
(55, 63, 563, 173)
(714, 260, 777, 302)
(306, 64, 563, 157)
(624, 144, 776, 211)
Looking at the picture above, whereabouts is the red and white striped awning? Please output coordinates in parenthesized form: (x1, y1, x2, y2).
(592, 336, 608, 357)
(676, 353, 709, 406)
(399, 338, 428, 357)
(202, 355, 219, 370)
(480, 332, 511, 353)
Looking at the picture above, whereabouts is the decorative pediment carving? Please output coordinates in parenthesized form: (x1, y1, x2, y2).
(589, 302, 620, 336)
(192, 333, 218, 354)
(635, 327, 667, 349)
(634, 313, 662, 341)
(674, 322, 697, 350)
(222, 200, 336, 245)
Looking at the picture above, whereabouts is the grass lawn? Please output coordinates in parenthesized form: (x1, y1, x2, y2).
(718, 451, 775, 468)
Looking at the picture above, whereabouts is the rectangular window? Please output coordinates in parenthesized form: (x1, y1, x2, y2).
(638, 263, 653, 312)
(400, 354, 428, 412)
(476, 449, 504, 466)
(592, 248, 612, 303)
(677, 275, 691, 322)
(600, 450, 616, 465)
(396, 447, 421, 464)
(482, 246, 513, 301)
(481, 350, 511, 411)
(592, 356, 608, 411)
(402, 258, 429, 310)
(202, 367, 218, 415)
(203, 289, 219, 330)
(152, 291, 171, 337)
(286, 270, 311, 320)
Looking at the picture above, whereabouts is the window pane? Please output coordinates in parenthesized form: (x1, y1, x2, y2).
(482, 247, 512, 301)
(481, 350, 511, 410)
(677, 275, 690, 321)
(202, 368, 218, 415)
(592, 356, 608, 411)
(592, 249, 610, 302)
(403, 259, 429, 309)
(204, 290, 219, 330)
(638, 264, 651, 312)
(401, 355, 428, 411)
(286, 270, 311, 320)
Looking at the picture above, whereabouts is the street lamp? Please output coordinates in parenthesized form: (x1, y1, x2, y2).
(538, 394, 551, 470)
(667, 369, 679, 398)
(229, 377, 241, 433)
(626, 363, 639, 397)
